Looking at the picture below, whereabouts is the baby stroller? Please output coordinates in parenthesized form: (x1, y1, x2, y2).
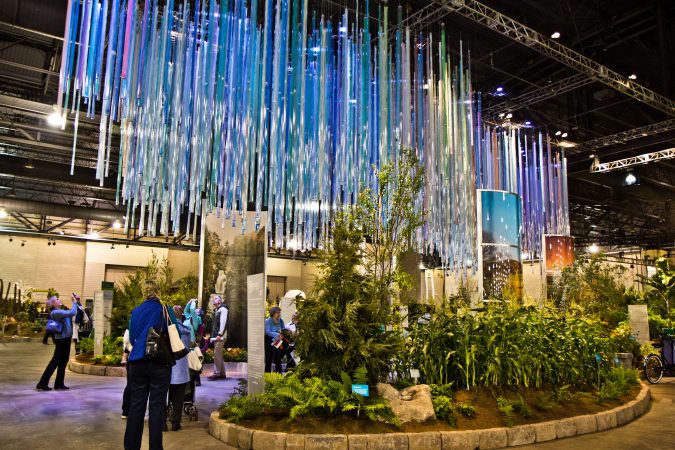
(182, 371, 199, 421)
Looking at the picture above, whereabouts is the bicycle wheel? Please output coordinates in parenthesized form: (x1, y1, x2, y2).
(644, 354, 664, 384)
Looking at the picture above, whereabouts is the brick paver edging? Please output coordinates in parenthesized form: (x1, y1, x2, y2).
(208, 382, 651, 450)
(68, 358, 126, 377)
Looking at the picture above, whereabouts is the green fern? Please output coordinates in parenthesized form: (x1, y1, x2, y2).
(352, 365, 369, 385)
(497, 397, 516, 427)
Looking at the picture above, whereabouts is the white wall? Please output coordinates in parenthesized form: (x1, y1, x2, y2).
(0, 233, 198, 303)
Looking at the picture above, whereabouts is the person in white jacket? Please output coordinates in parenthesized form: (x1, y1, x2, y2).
(121, 329, 132, 418)
(207, 295, 228, 380)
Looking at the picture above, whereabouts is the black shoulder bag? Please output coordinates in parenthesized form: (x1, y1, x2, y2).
(145, 305, 176, 367)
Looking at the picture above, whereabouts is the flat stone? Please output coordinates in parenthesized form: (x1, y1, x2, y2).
(408, 432, 441, 450)
(376, 383, 436, 423)
(477, 428, 508, 449)
(555, 418, 576, 439)
(615, 404, 635, 426)
(572, 415, 597, 435)
(304, 434, 348, 450)
(506, 425, 536, 446)
(367, 433, 408, 450)
(287, 434, 305, 450)
(347, 434, 367, 450)
(532, 421, 557, 442)
(596, 410, 618, 431)
(252, 430, 286, 450)
(227, 424, 254, 449)
(81, 363, 91, 375)
(208, 412, 220, 440)
(440, 430, 479, 450)
(89, 365, 106, 376)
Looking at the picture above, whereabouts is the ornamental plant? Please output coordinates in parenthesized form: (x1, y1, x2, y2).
(295, 148, 425, 385)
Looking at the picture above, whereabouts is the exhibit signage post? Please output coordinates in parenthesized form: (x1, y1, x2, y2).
(247, 273, 266, 395)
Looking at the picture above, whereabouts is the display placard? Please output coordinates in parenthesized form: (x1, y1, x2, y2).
(351, 384, 370, 397)
(247, 273, 266, 395)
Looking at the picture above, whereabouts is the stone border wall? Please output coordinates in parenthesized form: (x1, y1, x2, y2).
(68, 358, 126, 377)
(209, 383, 650, 450)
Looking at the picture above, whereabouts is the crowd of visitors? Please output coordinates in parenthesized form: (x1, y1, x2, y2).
(36, 283, 302, 449)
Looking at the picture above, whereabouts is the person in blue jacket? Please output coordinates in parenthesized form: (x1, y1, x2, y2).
(264, 306, 285, 373)
(36, 294, 78, 390)
(123, 279, 178, 450)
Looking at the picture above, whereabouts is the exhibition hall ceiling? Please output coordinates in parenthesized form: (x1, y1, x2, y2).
(0, 0, 672, 249)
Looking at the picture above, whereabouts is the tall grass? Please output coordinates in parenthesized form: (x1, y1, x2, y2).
(409, 304, 627, 388)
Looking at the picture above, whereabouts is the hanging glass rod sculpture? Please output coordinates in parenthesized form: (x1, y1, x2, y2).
(56, 0, 569, 272)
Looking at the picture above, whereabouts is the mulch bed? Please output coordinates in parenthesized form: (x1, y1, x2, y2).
(234, 384, 640, 434)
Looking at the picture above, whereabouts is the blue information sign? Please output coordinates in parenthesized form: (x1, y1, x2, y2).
(351, 384, 370, 397)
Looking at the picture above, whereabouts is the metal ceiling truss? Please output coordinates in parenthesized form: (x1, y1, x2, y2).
(590, 148, 675, 173)
(573, 119, 675, 153)
(435, 0, 675, 116)
(0, 173, 116, 206)
(483, 73, 594, 117)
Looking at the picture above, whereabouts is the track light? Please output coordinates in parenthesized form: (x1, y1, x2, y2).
(524, 120, 531, 126)
(561, 132, 568, 138)
(0, 208, 7, 219)
(505, 113, 513, 119)
(9, 236, 13, 242)
(113, 219, 121, 229)
(550, 31, 561, 39)
(496, 86, 503, 92)
(555, 130, 562, 136)
(628, 74, 637, 80)
(624, 172, 637, 186)
(20, 240, 25, 247)
(47, 111, 65, 128)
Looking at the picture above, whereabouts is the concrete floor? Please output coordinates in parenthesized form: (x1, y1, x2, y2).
(1, 342, 674, 450)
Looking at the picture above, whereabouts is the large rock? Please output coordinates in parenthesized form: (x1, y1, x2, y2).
(376, 383, 436, 423)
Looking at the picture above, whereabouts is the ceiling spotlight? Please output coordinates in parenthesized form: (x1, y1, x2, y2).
(589, 154, 596, 159)
(555, 130, 562, 136)
(126, 244, 129, 248)
(48, 241, 51, 246)
(524, 120, 531, 126)
(0, 208, 7, 219)
(59, 230, 65, 235)
(9, 236, 13, 242)
(47, 111, 65, 128)
(111, 244, 115, 250)
(551, 31, 561, 39)
(588, 244, 599, 254)
(505, 113, 513, 119)
(89, 231, 99, 239)
(52, 240, 56, 246)
(113, 219, 121, 229)
(628, 74, 637, 80)
(561, 132, 568, 138)
(496, 86, 503, 92)
(498, 113, 505, 118)
(624, 172, 637, 186)
(20, 240, 25, 247)
(24, 161, 35, 169)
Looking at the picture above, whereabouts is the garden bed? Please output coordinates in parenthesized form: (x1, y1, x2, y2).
(224, 384, 641, 435)
(209, 383, 650, 450)
(69, 357, 125, 377)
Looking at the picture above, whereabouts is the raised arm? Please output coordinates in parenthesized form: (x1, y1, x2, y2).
(50, 301, 78, 319)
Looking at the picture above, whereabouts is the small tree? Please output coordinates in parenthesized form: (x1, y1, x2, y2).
(643, 257, 674, 329)
(295, 149, 425, 384)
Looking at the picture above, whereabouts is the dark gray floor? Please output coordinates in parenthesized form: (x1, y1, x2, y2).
(0, 341, 239, 449)
(1, 342, 674, 449)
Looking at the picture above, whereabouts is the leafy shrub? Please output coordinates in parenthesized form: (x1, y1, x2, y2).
(512, 394, 533, 418)
(496, 397, 516, 427)
(432, 395, 456, 426)
(552, 384, 579, 403)
(455, 402, 476, 418)
(78, 337, 94, 354)
(597, 368, 638, 403)
(534, 393, 554, 411)
(219, 371, 400, 426)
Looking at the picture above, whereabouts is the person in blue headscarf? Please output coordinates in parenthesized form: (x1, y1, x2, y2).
(183, 298, 202, 344)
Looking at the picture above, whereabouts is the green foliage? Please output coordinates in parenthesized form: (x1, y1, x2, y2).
(533, 393, 554, 411)
(643, 257, 675, 330)
(552, 385, 579, 403)
(110, 253, 197, 337)
(550, 256, 629, 327)
(410, 303, 628, 389)
(512, 394, 533, 419)
(456, 402, 476, 418)
(432, 395, 456, 426)
(296, 149, 424, 384)
(219, 371, 399, 426)
(78, 337, 94, 354)
(596, 368, 639, 404)
(496, 397, 516, 427)
(429, 383, 455, 398)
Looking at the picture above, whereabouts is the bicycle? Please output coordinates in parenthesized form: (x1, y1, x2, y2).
(643, 337, 675, 384)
